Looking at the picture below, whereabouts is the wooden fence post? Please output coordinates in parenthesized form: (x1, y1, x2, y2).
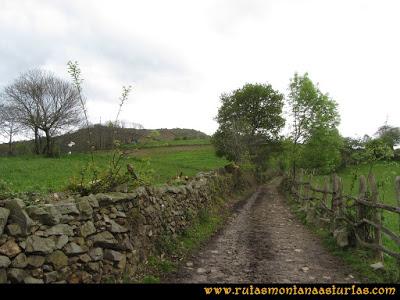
(395, 176, 400, 264)
(338, 177, 344, 215)
(368, 174, 383, 262)
(306, 175, 317, 223)
(293, 169, 301, 202)
(323, 178, 329, 207)
(300, 169, 306, 202)
(331, 174, 339, 234)
(395, 176, 400, 231)
(303, 180, 310, 208)
(357, 175, 367, 243)
(321, 178, 329, 221)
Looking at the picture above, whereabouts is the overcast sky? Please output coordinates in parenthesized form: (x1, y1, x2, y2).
(1, 0, 399, 138)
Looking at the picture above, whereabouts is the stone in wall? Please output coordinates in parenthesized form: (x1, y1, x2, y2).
(4, 199, 33, 235)
(26, 205, 61, 226)
(0, 208, 10, 236)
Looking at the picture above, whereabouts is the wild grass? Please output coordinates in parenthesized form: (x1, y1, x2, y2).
(140, 209, 223, 283)
(0, 142, 227, 194)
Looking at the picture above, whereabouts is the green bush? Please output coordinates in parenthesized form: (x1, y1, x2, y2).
(299, 128, 343, 174)
(278, 175, 294, 195)
(393, 148, 400, 161)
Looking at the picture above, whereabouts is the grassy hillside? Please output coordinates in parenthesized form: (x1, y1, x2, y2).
(122, 138, 211, 149)
(0, 126, 209, 156)
(0, 143, 227, 194)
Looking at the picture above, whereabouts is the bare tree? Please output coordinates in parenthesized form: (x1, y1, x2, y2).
(3, 69, 83, 156)
(2, 70, 41, 153)
(0, 105, 3, 129)
(0, 104, 21, 155)
(128, 121, 144, 129)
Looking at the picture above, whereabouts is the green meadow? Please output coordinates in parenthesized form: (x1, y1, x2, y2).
(0, 142, 228, 194)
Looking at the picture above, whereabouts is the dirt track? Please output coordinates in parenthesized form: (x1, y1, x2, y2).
(165, 178, 360, 283)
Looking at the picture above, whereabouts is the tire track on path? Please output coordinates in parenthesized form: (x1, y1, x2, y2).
(165, 178, 359, 283)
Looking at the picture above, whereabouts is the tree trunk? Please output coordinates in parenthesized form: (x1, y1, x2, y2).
(39, 135, 43, 153)
(34, 127, 40, 155)
(44, 129, 52, 156)
(8, 131, 13, 155)
(292, 140, 298, 179)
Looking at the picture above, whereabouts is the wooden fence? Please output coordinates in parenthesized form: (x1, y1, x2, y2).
(290, 170, 400, 264)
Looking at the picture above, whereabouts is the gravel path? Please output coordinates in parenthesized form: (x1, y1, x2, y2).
(165, 178, 359, 283)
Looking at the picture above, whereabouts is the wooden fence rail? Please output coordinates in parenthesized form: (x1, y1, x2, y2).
(290, 171, 400, 264)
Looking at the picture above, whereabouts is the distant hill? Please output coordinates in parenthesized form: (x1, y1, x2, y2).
(0, 125, 209, 156)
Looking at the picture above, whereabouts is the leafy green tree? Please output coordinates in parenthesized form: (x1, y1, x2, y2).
(363, 138, 394, 174)
(345, 136, 393, 168)
(375, 124, 400, 150)
(299, 127, 343, 174)
(213, 83, 285, 166)
(340, 137, 364, 167)
(394, 148, 400, 161)
(274, 138, 293, 172)
(212, 125, 247, 163)
(288, 73, 340, 175)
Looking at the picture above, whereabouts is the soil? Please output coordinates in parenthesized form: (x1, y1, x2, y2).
(164, 178, 360, 283)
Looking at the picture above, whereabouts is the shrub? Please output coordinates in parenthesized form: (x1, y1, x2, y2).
(393, 148, 400, 161)
(0, 179, 15, 200)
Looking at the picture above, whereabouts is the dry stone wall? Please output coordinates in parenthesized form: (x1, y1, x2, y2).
(0, 169, 245, 283)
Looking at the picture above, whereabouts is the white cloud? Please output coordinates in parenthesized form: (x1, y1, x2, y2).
(0, 0, 399, 139)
